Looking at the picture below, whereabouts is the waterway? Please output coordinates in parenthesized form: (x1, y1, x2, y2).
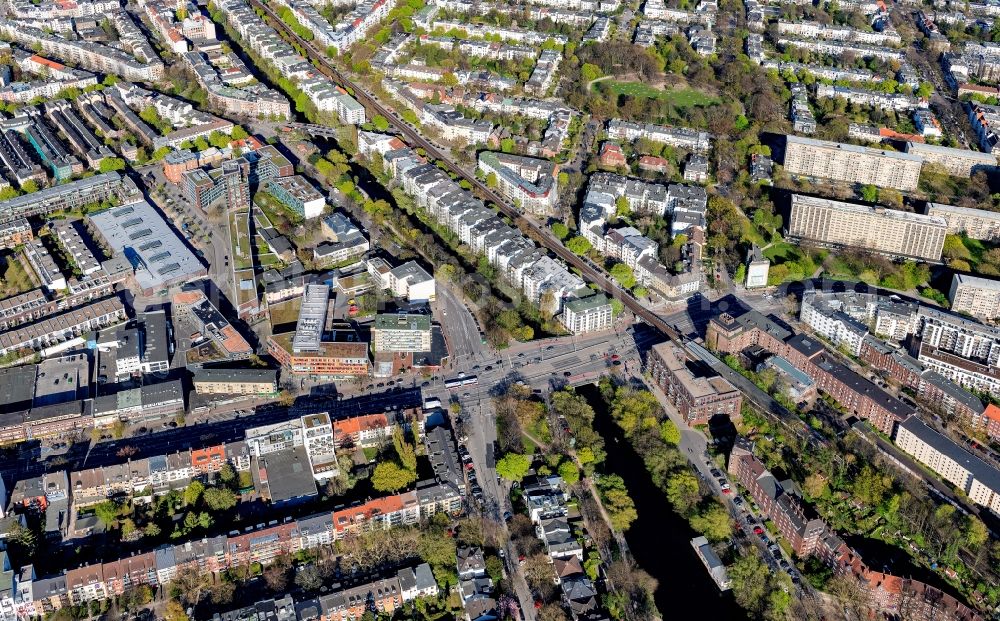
(578, 384, 748, 620)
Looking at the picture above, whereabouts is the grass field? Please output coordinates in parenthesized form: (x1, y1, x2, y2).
(598, 81, 719, 107)
(763, 242, 799, 263)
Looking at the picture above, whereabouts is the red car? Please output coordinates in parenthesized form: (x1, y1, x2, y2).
(753, 526, 764, 535)
(722, 488, 731, 494)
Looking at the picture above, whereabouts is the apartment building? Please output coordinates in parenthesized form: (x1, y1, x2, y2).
(560, 294, 613, 334)
(815, 84, 920, 112)
(905, 142, 997, 177)
(777, 36, 905, 61)
(729, 447, 827, 555)
(895, 416, 1000, 513)
(968, 102, 1000, 154)
(949, 273, 1000, 320)
(0, 172, 133, 224)
(192, 368, 279, 395)
(787, 194, 946, 262)
(782, 135, 922, 191)
(708, 310, 913, 435)
(606, 118, 711, 153)
(924, 202, 1000, 241)
(0, 20, 164, 82)
(0, 296, 126, 357)
(366, 257, 435, 302)
(809, 353, 912, 435)
(183, 161, 251, 213)
(422, 104, 493, 144)
(776, 20, 901, 45)
(477, 151, 558, 216)
(915, 306, 1000, 394)
(267, 175, 325, 220)
(371, 313, 432, 353)
(268, 334, 370, 378)
(800, 293, 871, 356)
(859, 336, 989, 432)
(358, 131, 588, 325)
(316, 212, 369, 266)
(647, 341, 743, 425)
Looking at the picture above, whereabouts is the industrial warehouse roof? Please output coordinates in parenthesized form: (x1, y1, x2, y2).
(88, 200, 204, 292)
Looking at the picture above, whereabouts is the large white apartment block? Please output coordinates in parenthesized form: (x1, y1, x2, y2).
(895, 416, 1000, 513)
(925, 202, 1000, 241)
(561, 294, 613, 333)
(950, 274, 1000, 321)
(787, 194, 946, 262)
(782, 134, 923, 191)
(905, 142, 997, 178)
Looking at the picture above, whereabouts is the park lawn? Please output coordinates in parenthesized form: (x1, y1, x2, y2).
(763, 241, 799, 263)
(599, 81, 719, 107)
(959, 235, 991, 266)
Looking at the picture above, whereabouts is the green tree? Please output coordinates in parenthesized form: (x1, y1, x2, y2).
(218, 463, 236, 485)
(558, 460, 580, 485)
(551, 222, 569, 240)
(372, 461, 417, 492)
(566, 236, 592, 255)
(203, 487, 237, 511)
(99, 157, 126, 173)
(94, 500, 120, 527)
(689, 502, 732, 541)
(964, 515, 989, 547)
(183, 480, 204, 506)
(597, 474, 637, 531)
(660, 419, 681, 445)
(609, 263, 636, 289)
(231, 126, 249, 140)
(373, 115, 390, 131)
(581, 63, 602, 82)
(21, 180, 38, 193)
(665, 470, 701, 515)
(500, 138, 515, 153)
(0, 186, 20, 201)
(860, 184, 878, 203)
(496, 453, 532, 482)
(336, 179, 355, 195)
(729, 552, 770, 615)
(942, 235, 972, 261)
(485, 172, 498, 188)
(418, 529, 458, 586)
(393, 427, 417, 472)
(610, 299, 624, 316)
(164, 601, 189, 621)
(150, 146, 172, 161)
(208, 131, 231, 149)
(615, 196, 630, 216)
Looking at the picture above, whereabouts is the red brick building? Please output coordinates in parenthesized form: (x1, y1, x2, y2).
(647, 341, 742, 425)
(728, 447, 825, 556)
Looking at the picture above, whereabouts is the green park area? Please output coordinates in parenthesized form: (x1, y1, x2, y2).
(597, 81, 719, 108)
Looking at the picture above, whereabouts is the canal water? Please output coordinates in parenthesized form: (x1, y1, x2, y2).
(578, 384, 748, 620)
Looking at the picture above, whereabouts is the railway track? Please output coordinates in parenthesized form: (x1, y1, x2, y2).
(247, 0, 685, 343)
